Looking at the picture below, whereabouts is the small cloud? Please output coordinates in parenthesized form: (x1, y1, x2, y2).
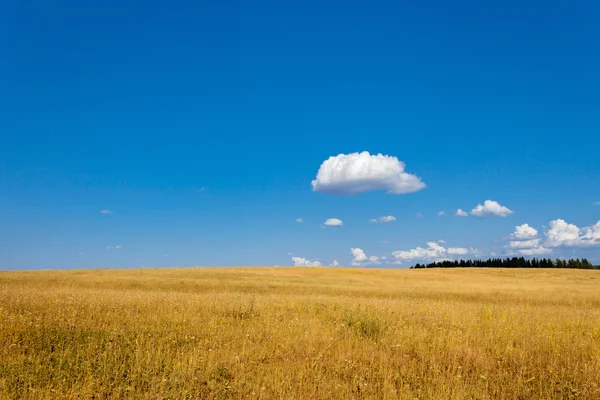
(470, 200, 513, 218)
(330, 260, 340, 267)
(438, 211, 446, 216)
(350, 248, 381, 267)
(416, 213, 423, 218)
(324, 218, 343, 227)
(292, 256, 322, 267)
(288, 252, 294, 256)
(311, 151, 426, 195)
(371, 215, 396, 223)
(455, 209, 468, 217)
(100, 209, 112, 215)
(296, 218, 304, 224)
(106, 245, 122, 250)
(438, 240, 446, 244)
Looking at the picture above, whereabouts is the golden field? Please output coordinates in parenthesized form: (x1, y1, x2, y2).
(1, 267, 600, 399)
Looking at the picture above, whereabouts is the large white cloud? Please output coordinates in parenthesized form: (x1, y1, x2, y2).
(350, 248, 381, 267)
(292, 257, 322, 267)
(545, 219, 600, 248)
(392, 241, 471, 263)
(471, 200, 514, 217)
(324, 218, 343, 227)
(311, 152, 426, 195)
(514, 223, 538, 239)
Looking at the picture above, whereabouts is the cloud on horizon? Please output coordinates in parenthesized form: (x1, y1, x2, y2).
(350, 248, 382, 267)
(392, 242, 472, 264)
(292, 256, 322, 266)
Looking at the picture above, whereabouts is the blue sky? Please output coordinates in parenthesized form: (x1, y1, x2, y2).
(1, 0, 599, 269)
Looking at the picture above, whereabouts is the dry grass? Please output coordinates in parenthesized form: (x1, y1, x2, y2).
(1, 267, 600, 399)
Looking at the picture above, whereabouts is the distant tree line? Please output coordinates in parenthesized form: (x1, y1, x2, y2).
(411, 257, 599, 270)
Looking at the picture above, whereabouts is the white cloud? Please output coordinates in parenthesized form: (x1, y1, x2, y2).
(518, 247, 552, 256)
(106, 245, 122, 250)
(509, 239, 542, 249)
(311, 151, 426, 195)
(292, 256, 322, 267)
(392, 242, 447, 262)
(100, 209, 112, 215)
(545, 219, 582, 247)
(545, 219, 600, 248)
(350, 248, 381, 267)
(455, 209, 468, 217)
(324, 218, 343, 227)
(470, 248, 483, 257)
(508, 223, 551, 256)
(470, 200, 513, 218)
(438, 240, 446, 244)
(447, 247, 469, 255)
(582, 222, 600, 242)
(392, 242, 475, 263)
(296, 218, 304, 224)
(371, 215, 396, 223)
(330, 260, 340, 267)
(513, 223, 538, 239)
(438, 211, 446, 216)
(380, 215, 396, 223)
(350, 248, 367, 265)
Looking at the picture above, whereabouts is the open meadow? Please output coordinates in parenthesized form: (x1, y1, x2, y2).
(1, 267, 600, 399)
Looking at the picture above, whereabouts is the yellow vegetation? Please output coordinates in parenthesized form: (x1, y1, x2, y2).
(1, 267, 600, 399)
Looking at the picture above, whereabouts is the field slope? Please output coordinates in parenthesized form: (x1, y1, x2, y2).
(1, 267, 600, 399)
